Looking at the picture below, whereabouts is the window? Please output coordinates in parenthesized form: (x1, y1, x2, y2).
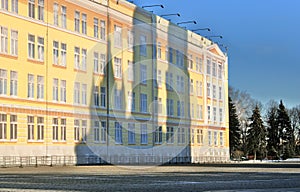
(140, 124, 147, 144)
(100, 86, 106, 107)
(114, 89, 122, 110)
(114, 25, 122, 47)
(191, 128, 194, 144)
(168, 47, 173, 63)
(10, 115, 17, 140)
(167, 99, 174, 116)
(157, 42, 161, 59)
(196, 57, 202, 72)
(52, 78, 58, 101)
(114, 57, 122, 78)
(10, 71, 17, 96)
(10, 30, 18, 56)
(208, 131, 212, 146)
(140, 93, 147, 113)
(157, 69, 162, 87)
(197, 104, 203, 119)
(100, 121, 106, 143)
(81, 49, 87, 71)
(27, 116, 34, 140)
(100, 20, 105, 40)
(127, 30, 133, 50)
(53, 3, 59, 26)
(213, 107, 217, 122)
(94, 121, 99, 142)
(12, 0, 18, 13)
(154, 97, 162, 114)
(218, 64, 222, 79)
(38, 0, 44, 21)
(93, 52, 99, 73)
(154, 126, 162, 144)
(61, 6, 67, 28)
(81, 13, 87, 34)
(213, 85, 216, 99)
(176, 50, 184, 67)
(206, 59, 211, 74)
(61, 43, 66, 66)
(74, 47, 80, 69)
(35, 116, 43, 139)
(37, 75, 44, 99)
(94, 86, 99, 107)
(28, 34, 35, 59)
(37, 37, 44, 61)
(100, 54, 106, 74)
(166, 127, 174, 144)
(212, 62, 217, 77)
(61, 118, 66, 141)
(190, 79, 194, 94)
(27, 74, 34, 98)
(166, 72, 173, 90)
(1, 0, 8, 10)
(82, 84, 87, 105)
(93, 18, 98, 38)
(52, 118, 58, 141)
(207, 82, 211, 97)
(220, 132, 224, 146)
(82, 120, 87, 142)
(74, 119, 80, 141)
(219, 108, 223, 123)
(128, 123, 135, 144)
(0, 27, 8, 54)
(196, 129, 203, 144)
(140, 64, 147, 84)
(74, 82, 80, 104)
(177, 101, 184, 117)
(140, 35, 147, 56)
(0, 69, 7, 95)
(28, 0, 35, 18)
(115, 122, 122, 144)
(214, 131, 218, 146)
(0, 114, 7, 139)
(219, 86, 222, 100)
(74, 11, 80, 32)
(207, 106, 211, 121)
(127, 61, 134, 81)
(176, 75, 184, 93)
(177, 127, 185, 144)
(53, 41, 59, 64)
(60, 80, 66, 102)
(188, 55, 193, 69)
(127, 91, 135, 112)
(191, 104, 194, 118)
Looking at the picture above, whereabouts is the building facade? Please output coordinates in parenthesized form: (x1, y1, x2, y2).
(0, 0, 229, 165)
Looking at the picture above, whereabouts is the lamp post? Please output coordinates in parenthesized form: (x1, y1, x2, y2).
(160, 13, 181, 17)
(192, 28, 211, 32)
(142, 4, 164, 9)
(205, 35, 223, 39)
(177, 20, 197, 25)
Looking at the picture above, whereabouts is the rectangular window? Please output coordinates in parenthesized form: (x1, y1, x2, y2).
(27, 74, 34, 98)
(218, 64, 223, 79)
(52, 78, 58, 101)
(127, 61, 134, 81)
(37, 117, 44, 140)
(81, 48, 87, 71)
(100, 54, 106, 74)
(207, 59, 211, 74)
(28, 0, 35, 18)
(100, 20, 105, 40)
(53, 41, 59, 64)
(38, 0, 44, 21)
(140, 93, 147, 113)
(60, 80, 66, 102)
(140, 35, 147, 56)
(167, 99, 174, 116)
(114, 57, 122, 78)
(28, 34, 35, 58)
(100, 121, 106, 143)
(94, 121, 99, 142)
(0, 69, 7, 95)
(214, 131, 218, 146)
(74, 119, 80, 141)
(219, 86, 222, 100)
(10, 114, 17, 140)
(177, 127, 185, 144)
(74, 47, 80, 69)
(0, 114, 7, 140)
(191, 128, 194, 144)
(157, 69, 162, 87)
(176, 50, 184, 67)
(61, 6, 67, 28)
(207, 82, 211, 97)
(220, 132, 224, 146)
(61, 118, 66, 141)
(1, 0, 8, 10)
(37, 75, 44, 99)
(127, 91, 135, 112)
(61, 43, 67, 66)
(213, 85, 216, 99)
(140, 124, 147, 144)
(196, 129, 203, 144)
(212, 62, 217, 77)
(37, 37, 44, 61)
(93, 52, 99, 73)
(140, 64, 147, 84)
(114, 89, 122, 110)
(10, 71, 18, 96)
(0, 26, 8, 54)
(10, 30, 18, 56)
(128, 122, 135, 144)
(166, 127, 174, 144)
(157, 43, 161, 59)
(12, 0, 18, 13)
(115, 122, 122, 144)
(190, 79, 194, 94)
(197, 104, 203, 119)
(81, 120, 87, 142)
(127, 30, 133, 51)
(213, 107, 217, 122)
(100, 86, 106, 107)
(191, 104, 194, 118)
(208, 131, 212, 146)
(207, 106, 211, 121)
(94, 86, 99, 107)
(219, 108, 223, 123)
(52, 118, 58, 141)
(53, 3, 59, 25)
(154, 126, 162, 144)
(74, 11, 80, 32)
(82, 84, 87, 105)
(168, 47, 173, 63)
(27, 116, 34, 140)
(166, 72, 173, 90)
(93, 18, 98, 38)
(114, 25, 122, 47)
(188, 55, 193, 69)
(81, 13, 87, 34)
(74, 82, 80, 104)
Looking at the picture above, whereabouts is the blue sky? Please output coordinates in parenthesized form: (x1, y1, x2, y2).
(132, 0, 300, 108)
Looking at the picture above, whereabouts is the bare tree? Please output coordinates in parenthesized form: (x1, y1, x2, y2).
(288, 105, 300, 155)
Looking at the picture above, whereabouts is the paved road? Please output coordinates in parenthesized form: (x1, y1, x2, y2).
(0, 163, 300, 191)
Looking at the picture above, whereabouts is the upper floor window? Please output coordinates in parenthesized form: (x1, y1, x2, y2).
(53, 3, 59, 26)
(93, 18, 99, 38)
(81, 13, 87, 34)
(127, 30, 134, 51)
(12, 0, 18, 13)
(10, 30, 18, 56)
(0, 69, 7, 95)
(10, 71, 18, 96)
(114, 57, 122, 78)
(100, 20, 106, 40)
(74, 11, 80, 32)
(140, 35, 147, 56)
(1, 0, 8, 10)
(28, 0, 35, 18)
(114, 25, 122, 47)
(0, 27, 8, 54)
(38, 0, 44, 21)
(207, 59, 211, 74)
(61, 6, 67, 28)
(37, 37, 44, 61)
(28, 34, 35, 59)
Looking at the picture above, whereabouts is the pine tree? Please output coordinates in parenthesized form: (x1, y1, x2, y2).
(247, 105, 266, 160)
(266, 104, 280, 159)
(229, 97, 241, 157)
(277, 100, 294, 159)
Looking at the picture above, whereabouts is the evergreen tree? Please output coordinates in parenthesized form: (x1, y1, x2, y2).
(266, 103, 280, 158)
(277, 100, 294, 159)
(229, 97, 241, 157)
(247, 105, 266, 160)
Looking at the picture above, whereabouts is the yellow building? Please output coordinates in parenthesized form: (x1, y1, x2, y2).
(0, 0, 229, 165)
